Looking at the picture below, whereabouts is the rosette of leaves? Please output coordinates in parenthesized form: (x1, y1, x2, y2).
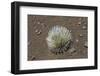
(46, 25, 72, 55)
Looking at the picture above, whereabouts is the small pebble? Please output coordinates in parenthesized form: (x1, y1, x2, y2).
(35, 29, 42, 35)
(35, 29, 38, 33)
(84, 42, 88, 48)
(82, 26, 87, 30)
(76, 39, 79, 42)
(37, 30, 42, 35)
(69, 47, 76, 53)
(37, 21, 41, 24)
(79, 34, 83, 37)
(31, 56, 36, 60)
(78, 22, 81, 25)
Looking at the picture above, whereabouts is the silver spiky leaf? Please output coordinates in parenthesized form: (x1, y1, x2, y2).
(46, 25, 72, 55)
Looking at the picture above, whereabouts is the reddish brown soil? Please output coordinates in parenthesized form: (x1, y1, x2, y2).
(28, 15, 88, 61)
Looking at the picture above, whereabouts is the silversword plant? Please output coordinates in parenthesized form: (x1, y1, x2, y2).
(46, 25, 72, 54)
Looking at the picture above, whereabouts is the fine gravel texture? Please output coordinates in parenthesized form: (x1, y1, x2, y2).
(28, 15, 88, 61)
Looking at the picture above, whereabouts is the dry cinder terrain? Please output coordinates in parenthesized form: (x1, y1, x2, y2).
(28, 15, 88, 61)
